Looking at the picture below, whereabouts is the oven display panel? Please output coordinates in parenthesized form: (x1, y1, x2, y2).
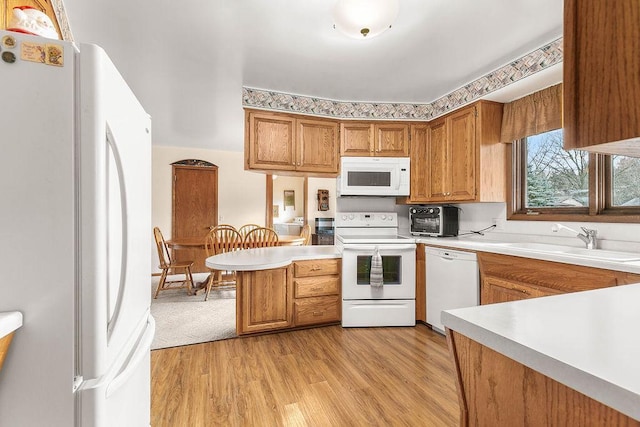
(356, 255, 402, 285)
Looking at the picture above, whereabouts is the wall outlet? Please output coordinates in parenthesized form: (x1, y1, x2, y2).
(219, 215, 224, 222)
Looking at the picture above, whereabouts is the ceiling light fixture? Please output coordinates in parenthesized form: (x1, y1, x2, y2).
(332, 0, 400, 40)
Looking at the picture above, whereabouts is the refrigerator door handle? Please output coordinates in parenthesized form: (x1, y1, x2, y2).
(106, 316, 155, 398)
(105, 122, 129, 339)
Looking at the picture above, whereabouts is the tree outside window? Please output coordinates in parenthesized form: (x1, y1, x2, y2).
(525, 129, 589, 208)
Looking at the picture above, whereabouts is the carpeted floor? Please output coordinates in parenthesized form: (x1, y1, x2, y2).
(150, 274, 237, 350)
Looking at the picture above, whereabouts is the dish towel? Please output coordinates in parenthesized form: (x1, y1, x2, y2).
(370, 246, 383, 288)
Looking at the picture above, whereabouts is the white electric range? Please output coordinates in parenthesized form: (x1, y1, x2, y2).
(335, 212, 416, 327)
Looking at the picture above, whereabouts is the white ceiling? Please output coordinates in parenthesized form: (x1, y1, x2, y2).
(61, 0, 563, 151)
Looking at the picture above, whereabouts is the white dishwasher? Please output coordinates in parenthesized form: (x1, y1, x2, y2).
(425, 247, 479, 334)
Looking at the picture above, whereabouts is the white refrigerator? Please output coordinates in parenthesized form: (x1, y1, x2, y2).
(0, 30, 154, 426)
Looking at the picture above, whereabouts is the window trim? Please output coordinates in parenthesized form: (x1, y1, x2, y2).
(507, 139, 640, 223)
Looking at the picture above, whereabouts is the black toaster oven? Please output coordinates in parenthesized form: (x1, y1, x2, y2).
(409, 206, 459, 237)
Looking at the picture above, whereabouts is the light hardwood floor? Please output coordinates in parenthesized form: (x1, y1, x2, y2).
(151, 324, 460, 426)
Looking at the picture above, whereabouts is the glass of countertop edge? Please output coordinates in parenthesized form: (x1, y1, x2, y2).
(0, 311, 23, 338)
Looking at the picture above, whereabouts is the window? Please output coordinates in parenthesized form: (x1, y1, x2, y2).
(510, 130, 640, 222)
(525, 129, 589, 208)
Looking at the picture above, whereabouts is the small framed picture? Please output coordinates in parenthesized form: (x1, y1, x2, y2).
(284, 190, 295, 209)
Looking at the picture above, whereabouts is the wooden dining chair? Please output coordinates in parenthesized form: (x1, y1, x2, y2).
(300, 224, 312, 245)
(238, 223, 261, 239)
(210, 224, 237, 232)
(153, 227, 195, 298)
(204, 227, 243, 301)
(244, 227, 279, 248)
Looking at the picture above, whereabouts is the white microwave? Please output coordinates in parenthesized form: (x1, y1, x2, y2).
(337, 157, 410, 196)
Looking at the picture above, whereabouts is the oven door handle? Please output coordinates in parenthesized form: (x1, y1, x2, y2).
(342, 244, 417, 252)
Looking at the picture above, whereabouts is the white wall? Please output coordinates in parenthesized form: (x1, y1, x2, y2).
(272, 176, 304, 223)
(152, 146, 266, 271)
(454, 202, 640, 252)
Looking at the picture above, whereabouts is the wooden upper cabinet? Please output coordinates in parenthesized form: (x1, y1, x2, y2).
(426, 119, 448, 200)
(407, 125, 430, 202)
(245, 110, 339, 175)
(340, 122, 373, 156)
(447, 107, 476, 200)
(297, 118, 339, 173)
(399, 101, 505, 204)
(246, 111, 296, 171)
(374, 123, 410, 156)
(341, 122, 409, 157)
(563, 0, 640, 155)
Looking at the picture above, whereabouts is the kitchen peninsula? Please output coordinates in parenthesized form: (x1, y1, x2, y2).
(206, 246, 341, 335)
(443, 284, 640, 425)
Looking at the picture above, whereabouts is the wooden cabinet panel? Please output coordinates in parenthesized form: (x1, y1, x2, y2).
(340, 122, 409, 157)
(374, 123, 409, 157)
(245, 110, 339, 175)
(447, 107, 476, 201)
(399, 101, 504, 204)
(426, 119, 448, 200)
(481, 276, 560, 304)
(293, 259, 341, 277)
(294, 296, 341, 326)
(237, 267, 293, 334)
(478, 252, 640, 305)
(448, 331, 640, 426)
(340, 122, 373, 156)
(247, 112, 296, 171)
(563, 0, 640, 155)
(407, 125, 430, 203)
(294, 276, 340, 298)
(297, 118, 339, 173)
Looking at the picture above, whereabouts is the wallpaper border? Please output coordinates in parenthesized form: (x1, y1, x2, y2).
(242, 38, 563, 120)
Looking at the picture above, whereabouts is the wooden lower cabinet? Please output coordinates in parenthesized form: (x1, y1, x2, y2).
(447, 331, 640, 427)
(479, 252, 640, 305)
(236, 258, 341, 335)
(237, 266, 293, 335)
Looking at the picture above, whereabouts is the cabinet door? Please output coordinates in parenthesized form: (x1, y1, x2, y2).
(340, 122, 374, 156)
(237, 267, 293, 334)
(375, 123, 409, 157)
(481, 276, 560, 305)
(563, 0, 640, 154)
(247, 112, 296, 171)
(408, 124, 430, 202)
(447, 107, 476, 201)
(297, 118, 339, 173)
(426, 118, 448, 200)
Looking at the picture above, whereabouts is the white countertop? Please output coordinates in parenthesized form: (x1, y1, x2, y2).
(0, 311, 23, 338)
(410, 235, 640, 274)
(442, 283, 640, 421)
(206, 246, 340, 271)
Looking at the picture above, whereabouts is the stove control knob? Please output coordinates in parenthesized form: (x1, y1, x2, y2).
(349, 214, 355, 220)
(428, 208, 434, 214)
(410, 208, 416, 214)
(341, 215, 348, 220)
(380, 214, 387, 220)
(388, 216, 394, 221)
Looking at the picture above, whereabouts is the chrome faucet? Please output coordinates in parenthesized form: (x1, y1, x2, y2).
(552, 223, 598, 249)
(577, 227, 598, 249)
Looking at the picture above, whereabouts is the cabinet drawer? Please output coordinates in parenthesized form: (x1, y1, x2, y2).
(294, 276, 340, 298)
(293, 259, 340, 277)
(294, 296, 341, 326)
